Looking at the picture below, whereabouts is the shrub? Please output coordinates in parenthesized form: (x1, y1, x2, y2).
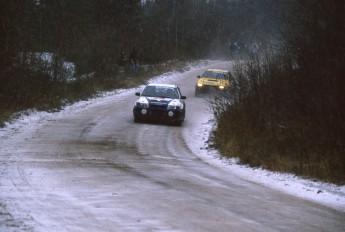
(211, 50, 345, 184)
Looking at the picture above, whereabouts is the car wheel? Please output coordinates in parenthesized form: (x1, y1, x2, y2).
(195, 88, 200, 97)
(134, 116, 141, 123)
(174, 120, 183, 126)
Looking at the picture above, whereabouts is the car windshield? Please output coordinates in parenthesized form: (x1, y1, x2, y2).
(202, 71, 227, 80)
(142, 86, 179, 99)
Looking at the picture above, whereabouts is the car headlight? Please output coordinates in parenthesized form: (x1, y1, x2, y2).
(136, 102, 148, 108)
(135, 97, 149, 108)
(167, 104, 179, 110)
(135, 96, 149, 107)
(167, 101, 181, 110)
(219, 85, 225, 89)
(197, 83, 203, 87)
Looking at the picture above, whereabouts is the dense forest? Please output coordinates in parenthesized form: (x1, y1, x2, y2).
(0, 0, 284, 75)
(1, 0, 344, 183)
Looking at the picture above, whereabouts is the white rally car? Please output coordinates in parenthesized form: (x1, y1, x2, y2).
(133, 83, 187, 125)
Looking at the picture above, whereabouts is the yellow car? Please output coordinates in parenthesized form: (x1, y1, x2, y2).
(195, 69, 231, 96)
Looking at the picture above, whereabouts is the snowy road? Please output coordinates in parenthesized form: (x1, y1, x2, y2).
(1, 61, 344, 231)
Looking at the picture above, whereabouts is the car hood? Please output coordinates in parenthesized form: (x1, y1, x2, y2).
(137, 96, 183, 107)
(147, 96, 172, 104)
(137, 96, 177, 104)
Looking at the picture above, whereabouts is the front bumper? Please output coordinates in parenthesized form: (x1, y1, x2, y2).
(195, 85, 226, 95)
(133, 107, 185, 122)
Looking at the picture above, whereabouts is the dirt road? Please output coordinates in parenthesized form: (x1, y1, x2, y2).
(1, 61, 344, 231)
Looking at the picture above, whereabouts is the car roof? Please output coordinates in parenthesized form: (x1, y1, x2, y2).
(147, 83, 177, 88)
(206, 69, 229, 73)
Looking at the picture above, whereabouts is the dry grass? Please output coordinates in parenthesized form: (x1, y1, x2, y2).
(211, 54, 345, 185)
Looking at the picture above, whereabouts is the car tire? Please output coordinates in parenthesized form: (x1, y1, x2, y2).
(134, 116, 141, 123)
(195, 88, 200, 97)
(174, 119, 183, 126)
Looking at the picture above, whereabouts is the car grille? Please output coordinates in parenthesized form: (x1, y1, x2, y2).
(149, 109, 165, 117)
(203, 79, 220, 86)
(149, 104, 167, 110)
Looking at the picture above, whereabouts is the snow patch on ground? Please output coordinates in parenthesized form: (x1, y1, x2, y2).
(184, 115, 345, 213)
(1, 60, 344, 213)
